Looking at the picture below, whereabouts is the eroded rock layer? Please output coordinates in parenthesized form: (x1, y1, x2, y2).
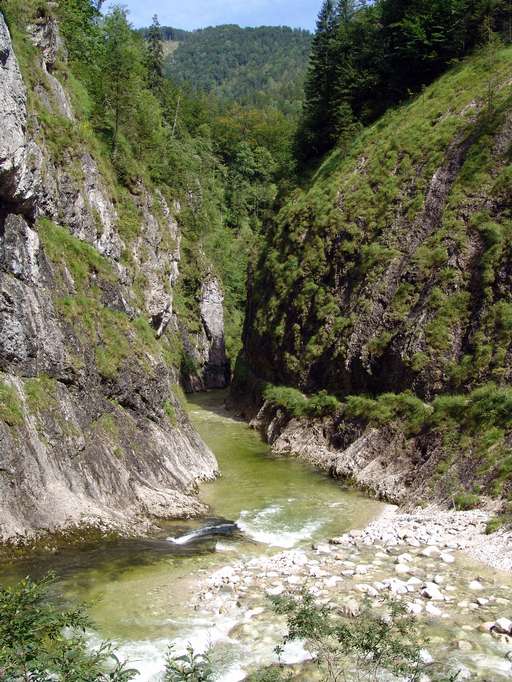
(0, 12, 220, 544)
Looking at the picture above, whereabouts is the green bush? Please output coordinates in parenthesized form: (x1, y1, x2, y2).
(263, 385, 308, 417)
(263, 385, 340, 419)
(165, 645, 213, 681)
(453, 492, 480, 510)
(0, 574, 137, 681)
(271, 590, 456, 682)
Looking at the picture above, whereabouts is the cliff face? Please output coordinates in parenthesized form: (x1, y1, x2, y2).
(241, 46, 512, 506)
(0, 12, 221, 544)
(181, 274, 231, 392)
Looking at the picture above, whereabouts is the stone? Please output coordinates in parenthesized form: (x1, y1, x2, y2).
(419, 649, 434, 664)
(456, 640, 473, 652)
(407, 602, 423, 615)
(440, 552, 455, 564)
(355, 584, 378, 597)
(384, 578, 409, 595)
(395, 552, 414, 564)
(340, 598, 360, 617)
(407, 576, 422, 588)
(324, 576, 342, 588)
(425, 603, 442, 617)
(266, 585, 285, 597)
(395, 563, 411, 575)
(469, 580, 484, 591)
(421, 583, 444, 601)
(494, 617, 512, 634)
(421, 546, 441, 558)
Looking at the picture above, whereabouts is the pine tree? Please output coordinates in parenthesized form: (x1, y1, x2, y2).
(296, 0, 338, 161)
(146, 14, 164, 95)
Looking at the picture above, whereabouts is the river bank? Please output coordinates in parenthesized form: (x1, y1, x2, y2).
(192, 503, 512, 680)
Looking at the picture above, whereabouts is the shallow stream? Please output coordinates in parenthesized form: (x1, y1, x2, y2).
(0, 391, 384, 680)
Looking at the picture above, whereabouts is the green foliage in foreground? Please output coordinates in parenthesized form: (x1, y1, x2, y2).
(0, 576, 458, 682)
(261, 590, 457, 682)
(165, 645, 213, 681)
(0, 574, 137, 681)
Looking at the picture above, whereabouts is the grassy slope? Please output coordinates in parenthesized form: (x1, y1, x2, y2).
(243, 45, 512, 510)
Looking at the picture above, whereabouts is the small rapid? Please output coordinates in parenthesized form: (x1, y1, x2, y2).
(0, 390, 385, 680)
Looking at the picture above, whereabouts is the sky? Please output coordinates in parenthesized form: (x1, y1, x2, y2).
(109, 0, 320, 31)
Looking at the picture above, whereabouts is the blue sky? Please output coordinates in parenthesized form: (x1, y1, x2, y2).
(109, 0, 319, 30)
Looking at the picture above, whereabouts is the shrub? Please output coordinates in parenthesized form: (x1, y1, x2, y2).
(165, 645, 213, 681)
(271, 590, 456, 682)
(263, 385, 341, 419)
(453, 492, 480, 510)
(263, 385, 308, 417)
(306, 390, 341, 418)
(0, 574, 137, 681)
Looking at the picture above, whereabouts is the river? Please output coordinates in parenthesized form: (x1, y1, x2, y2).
(0, 390, 385, 680)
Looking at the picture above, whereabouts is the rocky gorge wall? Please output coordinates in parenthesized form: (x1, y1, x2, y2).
(0, 10, 228, 545)
(239, 45, 512, 508)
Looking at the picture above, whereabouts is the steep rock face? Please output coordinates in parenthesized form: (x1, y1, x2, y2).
(241, 46, 512, 505)
(0, 12, 218, 544)
(244, 49, 512, 399)
(181, 274, 230, 392)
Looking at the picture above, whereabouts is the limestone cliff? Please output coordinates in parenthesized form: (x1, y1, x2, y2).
(0, 11, 220, 545)
(240, 45, 512, 507)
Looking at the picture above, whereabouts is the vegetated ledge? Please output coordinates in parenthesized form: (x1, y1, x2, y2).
(232, 362, 512, 525)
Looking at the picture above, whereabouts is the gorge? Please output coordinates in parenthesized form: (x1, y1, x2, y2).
(1, 0, 512, 680)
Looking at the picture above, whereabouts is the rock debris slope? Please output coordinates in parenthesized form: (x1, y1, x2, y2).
(0, 11, 221, 545)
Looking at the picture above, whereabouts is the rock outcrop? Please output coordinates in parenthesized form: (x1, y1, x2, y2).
(0, 12, 219, 545)
(181, 274, 230, 392)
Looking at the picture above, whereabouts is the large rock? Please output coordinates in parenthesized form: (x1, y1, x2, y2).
(181, 274, 230, 391)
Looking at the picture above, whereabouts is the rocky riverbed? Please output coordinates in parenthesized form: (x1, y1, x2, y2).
(190, 506, 512, 680)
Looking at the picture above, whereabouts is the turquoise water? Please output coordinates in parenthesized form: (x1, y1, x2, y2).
(0, 390, 385, 680)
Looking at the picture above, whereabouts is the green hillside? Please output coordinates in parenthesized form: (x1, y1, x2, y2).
(242, 41, 512, 507)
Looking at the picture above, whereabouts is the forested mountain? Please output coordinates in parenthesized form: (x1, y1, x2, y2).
(164, 25, 312, 115)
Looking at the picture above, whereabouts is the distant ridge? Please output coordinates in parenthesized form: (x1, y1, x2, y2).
(141, 24, 312, 115)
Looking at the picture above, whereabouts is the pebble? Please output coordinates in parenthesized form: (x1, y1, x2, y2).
(422, 583, 444, 601)
(421, 546, 441, 558)
(469, 580, 484, 591)
(407, 601, 423, 615)
(494, 617, 512, 634)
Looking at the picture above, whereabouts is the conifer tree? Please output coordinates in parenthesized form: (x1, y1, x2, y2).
(102, 7, 144, 155)
(296, 0, 338, 161)
(146, 14, 164, 95)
